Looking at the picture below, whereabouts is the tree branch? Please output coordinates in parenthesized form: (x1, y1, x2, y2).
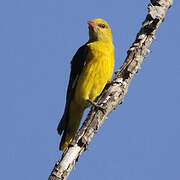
(49, 0, 173, 179)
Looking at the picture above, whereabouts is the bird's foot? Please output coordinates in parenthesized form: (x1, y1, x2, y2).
(87, 99, 106, 113)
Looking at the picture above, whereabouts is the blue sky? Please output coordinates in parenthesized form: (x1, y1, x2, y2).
(0, 0, 179, 180)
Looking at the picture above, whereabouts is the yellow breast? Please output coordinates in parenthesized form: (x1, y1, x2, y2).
(74, 41, 114, 107)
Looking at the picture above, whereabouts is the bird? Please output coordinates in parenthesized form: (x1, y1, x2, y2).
(57, 18, 115, 151)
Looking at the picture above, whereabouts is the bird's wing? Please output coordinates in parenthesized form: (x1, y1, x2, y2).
(57, 44, 89, 135)
(66, 44, 89, 102)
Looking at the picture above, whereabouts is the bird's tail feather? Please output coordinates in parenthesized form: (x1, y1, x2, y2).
(59, 100, 84, 151)
(57, 106, 68, 135)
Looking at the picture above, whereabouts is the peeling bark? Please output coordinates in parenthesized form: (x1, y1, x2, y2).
(49, 0, 173, 179)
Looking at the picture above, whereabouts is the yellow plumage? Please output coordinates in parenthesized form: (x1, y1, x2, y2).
(57, 18, 115, 150)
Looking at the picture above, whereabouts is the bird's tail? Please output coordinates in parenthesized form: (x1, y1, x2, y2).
(59, 100, 84, 151)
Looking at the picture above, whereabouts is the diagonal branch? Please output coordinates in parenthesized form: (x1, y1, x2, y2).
(49, 0, 173, 179)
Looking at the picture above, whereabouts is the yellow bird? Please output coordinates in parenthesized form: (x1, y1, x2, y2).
(57, 18, 115, 150)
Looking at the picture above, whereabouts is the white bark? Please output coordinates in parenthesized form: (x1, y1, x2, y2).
(49, 0, 173, 179)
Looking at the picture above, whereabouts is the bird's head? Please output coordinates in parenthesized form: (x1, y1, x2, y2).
(88, 18, 113, 42)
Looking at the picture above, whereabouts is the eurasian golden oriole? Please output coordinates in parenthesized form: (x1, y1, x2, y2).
(57, 18, 115, 150)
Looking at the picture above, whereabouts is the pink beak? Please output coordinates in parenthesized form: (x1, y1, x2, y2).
(88, 21, 97, 29)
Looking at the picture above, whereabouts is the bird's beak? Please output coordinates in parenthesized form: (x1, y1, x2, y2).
(88, 21, 97, 29)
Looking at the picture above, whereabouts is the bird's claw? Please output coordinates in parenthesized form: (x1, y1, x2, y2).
(87, 99, 106, 113)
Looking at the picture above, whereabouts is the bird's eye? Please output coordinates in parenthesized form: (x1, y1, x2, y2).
(98, 23, 107, 29)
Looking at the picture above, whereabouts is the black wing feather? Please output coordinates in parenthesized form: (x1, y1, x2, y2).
(57, 44, 89, 134)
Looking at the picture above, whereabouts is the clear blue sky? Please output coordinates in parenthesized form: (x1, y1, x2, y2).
(0, 0, 179, 180)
